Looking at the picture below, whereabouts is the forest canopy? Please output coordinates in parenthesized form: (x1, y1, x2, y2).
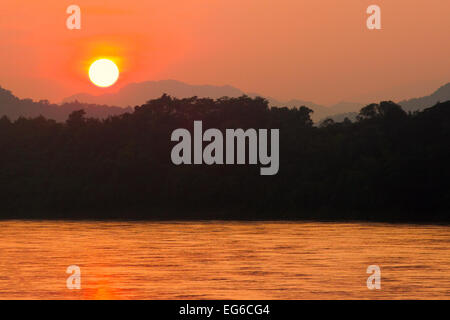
(0, 94, 449, 222)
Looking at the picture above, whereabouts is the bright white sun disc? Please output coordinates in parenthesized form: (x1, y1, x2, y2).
(89, 59, 119, 87)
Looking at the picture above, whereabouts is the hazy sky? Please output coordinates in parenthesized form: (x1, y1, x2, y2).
(1, 0, 449, 105)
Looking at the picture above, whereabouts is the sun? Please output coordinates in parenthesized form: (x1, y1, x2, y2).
(88, 59, 119, 88)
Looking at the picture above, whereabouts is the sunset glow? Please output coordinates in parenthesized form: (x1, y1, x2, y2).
(0, 0, 449, 303)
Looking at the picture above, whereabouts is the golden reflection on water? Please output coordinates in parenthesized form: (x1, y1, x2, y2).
(0, 221, 448, 299)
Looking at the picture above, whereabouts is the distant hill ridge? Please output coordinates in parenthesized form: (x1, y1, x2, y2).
(1, 80, 449, 122)
(63, 79, 362, 122)
(63, 80, 245, 107)
(399, 83, 450, 112)
(62, 80, 450, 121)
(0, 86, 131, 122)
(322, 82, 450, 123)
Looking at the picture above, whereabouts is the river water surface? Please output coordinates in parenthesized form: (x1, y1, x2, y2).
(0, 221, 448, 299)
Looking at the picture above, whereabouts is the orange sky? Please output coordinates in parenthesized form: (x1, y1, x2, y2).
(1, 0, 449, 105)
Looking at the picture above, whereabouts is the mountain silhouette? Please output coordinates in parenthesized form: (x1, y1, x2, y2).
(0, 86, 131, 121)
(320, 84, 450, 123)
(64, 80, 246, 106)
(2, 81, 449, 123)
(328, 101, 364, 114)
(398, 83, 450, 112)
(63, 80, 360, 121)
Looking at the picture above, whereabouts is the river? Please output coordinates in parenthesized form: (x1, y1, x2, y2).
(0, 221, 448, 299)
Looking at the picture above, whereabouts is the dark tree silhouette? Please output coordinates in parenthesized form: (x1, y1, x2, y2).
(0, 95, 449, 222)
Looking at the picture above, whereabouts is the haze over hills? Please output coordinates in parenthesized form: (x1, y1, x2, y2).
(399, 83, 450, 112)
(322, 83, 450, 123)
(64, 80, 245, 107)
(1, 80, 449, 123)
(0, 86, 131, 122)
(63, 79, 362, 122)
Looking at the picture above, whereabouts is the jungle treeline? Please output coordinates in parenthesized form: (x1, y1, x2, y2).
(0, 94, 449, 222)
